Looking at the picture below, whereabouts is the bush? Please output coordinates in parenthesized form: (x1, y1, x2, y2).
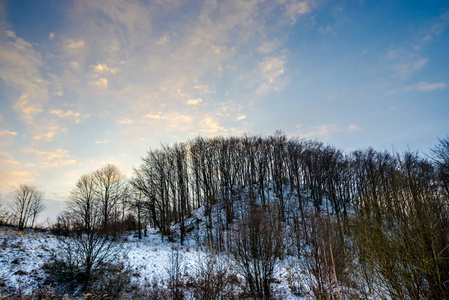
(189, 251, 239, 300)
(230, 206, 285, 299)
(44, 230, 128, 298)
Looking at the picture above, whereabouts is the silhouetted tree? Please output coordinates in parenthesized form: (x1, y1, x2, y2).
(12, 184, 45, 230)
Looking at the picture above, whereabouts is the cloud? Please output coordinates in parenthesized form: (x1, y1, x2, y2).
(432, 9, 449, 35)
(318, 24, 335, 35)
(236, 115, 246, 121)
(257, 54, 286, 93)
(156, 34, 169, 46)
(296, 123, 361, 138)
(23, 148, 77, 169)
(117, 118, 134, 124)
(14, 92, 44, 124)
(414, 81, 447, 92)
(33, 126, 68, 141)
(258, 42, 277, 54)
(186, 98, 203, 105)
(66, 39, 85, 49)
(390, 58, 429, 79)
(200, 116, 227, 134)
(93, 63, 118, 74)
(50, 109, 81, 123)
(0, 128, 18, 149)
(144, 112, 194, 131)
(90, 77, 108, 89)
(284, 0, 311, 24)
(193, 83, 214, 94)
(0, 152, 39, 192)
(53, 0, 319, 127)
(347, 124, 361, 132)
(390, 81, 447, 94)
(0, 130, 17, 136)
(0, 28, 48, 124)
(296, 124, 339, 138)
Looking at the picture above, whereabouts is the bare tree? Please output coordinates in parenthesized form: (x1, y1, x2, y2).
(0, 194, 11, 225)
(12, 184, 45, 230)
(431, 136, 449, 198)
(93, 164, 127, 233)
(230, 207, 285, 299)
(67, 173, 99, 232)
(128, 190, 146, 239)
(49, 229, 125, 292)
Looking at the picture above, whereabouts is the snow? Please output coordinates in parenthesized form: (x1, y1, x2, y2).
(0, 187, 374, 298)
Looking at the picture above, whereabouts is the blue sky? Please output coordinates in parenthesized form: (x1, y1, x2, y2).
(0, 0, 448, 220)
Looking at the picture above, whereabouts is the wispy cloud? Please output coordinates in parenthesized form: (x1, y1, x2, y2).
(0, 152, 38, 192)
(0, 130, 17, 136)
(389, 81, 447, 94)
(296, 123, 361, 138)
(284, 0, 312, 24)
(144, 112, 194, 131)
(66, 39, 85, 49)
(257, 54, 287, 93)
(389, 58, 429, 79)
(92, 63, 118, 74)
(413, 81, 447, 92)
(117, 119, 134, 124)
(0, 29, 48, 124)
(23, 148, 77, 169)
(50, 109, 81, 123)
(13, 92, 44, 124)
(186, 98, 203, 105)
(33, 126, 68, 141)
(90, 77, 108, 89)
(200, 116, 227, 134)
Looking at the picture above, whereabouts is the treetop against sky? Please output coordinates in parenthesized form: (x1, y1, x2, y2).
(0, 0, 448, 212)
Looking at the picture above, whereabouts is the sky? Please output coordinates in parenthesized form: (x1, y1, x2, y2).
(0, 0, 448, 222)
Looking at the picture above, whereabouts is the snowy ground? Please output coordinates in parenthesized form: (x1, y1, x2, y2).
(0, 225, 310, 298)
(0, 188, 374, 299)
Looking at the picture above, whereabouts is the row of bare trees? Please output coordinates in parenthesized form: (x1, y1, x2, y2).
(130, 132, 356, 245)
(12, 132, 443, 298)
(128, 133, 448, 298)
(60, 164, 129, 234)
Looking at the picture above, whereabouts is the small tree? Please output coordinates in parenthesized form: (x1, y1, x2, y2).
(0, 195, 11, 225)
(94, 164, 127, 234)
(12, 184, 45, 230)
(48, 229, 125, 293)
(230, 206, 285, 299)
(67, 173, 100, 232)
(431, 136, 449, 198)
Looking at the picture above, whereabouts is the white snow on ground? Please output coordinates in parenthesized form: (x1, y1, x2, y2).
(0, 225, 309, 298)
(0, 187, 374, 299)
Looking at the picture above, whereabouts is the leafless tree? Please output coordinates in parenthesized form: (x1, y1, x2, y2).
(93, 164, 127, 233)
(431, 136, 449, 198)
(12, 184, 45, 230)
(50, 229, 125, 292)
(0, 194, 11, 225)
(67, 173, 99, 232)
(230, 206, 285, 299)
(128, 190, 146, 239)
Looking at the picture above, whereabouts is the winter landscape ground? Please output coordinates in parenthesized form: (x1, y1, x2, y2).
(0, 194, 369, 300)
